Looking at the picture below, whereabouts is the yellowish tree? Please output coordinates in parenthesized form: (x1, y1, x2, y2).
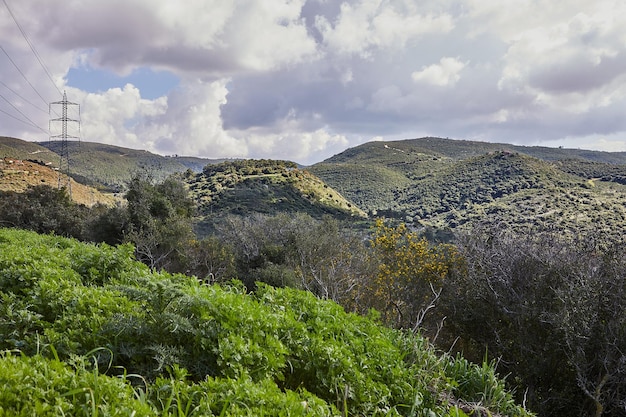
(366, 219, 463, 331)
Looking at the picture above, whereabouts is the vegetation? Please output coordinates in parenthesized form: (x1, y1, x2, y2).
(4, 136, 626, 416)
(441, 228, 626, 417)
(0, 228, 530, 416)
(188, 159, 365, 236)
(310, 138, 626, 240)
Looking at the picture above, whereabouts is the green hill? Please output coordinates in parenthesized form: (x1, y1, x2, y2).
(310, 137, 626, 240)
(0, 136, 223, 192)
(39, 140, 224, 192)
(186, 159, 367, 235)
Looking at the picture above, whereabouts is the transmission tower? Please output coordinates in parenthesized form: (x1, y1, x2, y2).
(49, 91, 80, 196)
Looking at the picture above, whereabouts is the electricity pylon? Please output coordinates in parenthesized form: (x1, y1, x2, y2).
(49, 91, 80, 196)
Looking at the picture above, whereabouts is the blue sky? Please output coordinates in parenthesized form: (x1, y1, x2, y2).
(66, 66, 179, 100)
(1, 0, 626, 164)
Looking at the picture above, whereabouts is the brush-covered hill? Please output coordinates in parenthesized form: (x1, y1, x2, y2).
(310, 137, 626, 240)
(185, 159, 367, 235)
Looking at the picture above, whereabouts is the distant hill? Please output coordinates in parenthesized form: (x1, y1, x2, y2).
(0, 137, 366, 231)
(310, 137, 626, 240)
(38, 140, 224, 191)
(185, 159, 367, 236)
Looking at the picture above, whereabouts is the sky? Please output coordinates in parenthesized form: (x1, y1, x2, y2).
(1, 0, 626, 165)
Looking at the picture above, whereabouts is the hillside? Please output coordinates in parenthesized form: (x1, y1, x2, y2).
(0, 228, 531, 416)
(185, 159, 367, 235)
(39, 140, 223, 191)
(311, 137, 626, 240)
(0, 157, 118, 206)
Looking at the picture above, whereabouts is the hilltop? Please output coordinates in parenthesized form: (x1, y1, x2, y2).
(186, 159, 366, 235)
(311, 137, 626, 240)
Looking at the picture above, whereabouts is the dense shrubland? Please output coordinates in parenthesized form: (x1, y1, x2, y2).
(0, 228, 529, 416)
(2, 171, 626, 416)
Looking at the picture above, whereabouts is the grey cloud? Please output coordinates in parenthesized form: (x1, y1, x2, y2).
(528, 52, 626, 94)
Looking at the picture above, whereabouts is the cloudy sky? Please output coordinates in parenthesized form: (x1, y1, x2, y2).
(1, 0, 626, 165)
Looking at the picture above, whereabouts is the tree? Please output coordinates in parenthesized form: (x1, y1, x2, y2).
(124, 174, 194, 272)
(362, 219, 463, 332)
(0, 185, 88, 238)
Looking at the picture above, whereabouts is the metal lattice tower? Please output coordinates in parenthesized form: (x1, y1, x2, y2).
(49, 91, 80, 196)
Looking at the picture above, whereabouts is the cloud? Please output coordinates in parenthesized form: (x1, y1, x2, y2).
(35, 0, 318, 74)
(314, 0, 454, 57)
(2, 0, 626, 164)
(411, 57, 467, 86)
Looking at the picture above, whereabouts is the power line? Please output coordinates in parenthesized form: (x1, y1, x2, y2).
(0, 45, 50, 107)
(0, 79, 48, 114)
(0, 102, 48, 134)
(2, 0, 62, 98)
(0, 90, 46, 131)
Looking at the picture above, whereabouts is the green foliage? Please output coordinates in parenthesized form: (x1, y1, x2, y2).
(124, 174, 195, 271)
(0, 228, 531, 416)
(0, 352, 155, 417)
(0, 185, 89, 238)
(311, 138, 626, 240)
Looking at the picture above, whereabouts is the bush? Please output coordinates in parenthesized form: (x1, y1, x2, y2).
(444, 227, 626, 417)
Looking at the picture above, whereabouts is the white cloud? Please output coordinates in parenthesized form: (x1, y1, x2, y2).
(315, 0, 454, 57)
(411, 57, 466, 86)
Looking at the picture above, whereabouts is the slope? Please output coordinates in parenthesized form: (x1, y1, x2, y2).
(186, 159, 367, 235)
(0, 156, 117, 206)
(0, 228, 532, 416)
(310, 137, 626, 240)
(39, 140, 223, 191)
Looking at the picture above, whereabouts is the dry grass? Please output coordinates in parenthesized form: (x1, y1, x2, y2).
(0, 158, 119, 207)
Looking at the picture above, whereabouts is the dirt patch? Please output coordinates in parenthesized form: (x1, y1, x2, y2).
(0, 158, 119, 207)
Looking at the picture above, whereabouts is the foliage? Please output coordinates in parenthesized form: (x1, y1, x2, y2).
(310, 138, 626, 240)
(214, 213, 372, 303)
(0, 351, 155, 417)
(0, 185, 89, 238)
(360, 219, 464, 331)
(189, 159, 365, 237)
(0, 228, 531, 416)
(124, 174, 195, 271)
